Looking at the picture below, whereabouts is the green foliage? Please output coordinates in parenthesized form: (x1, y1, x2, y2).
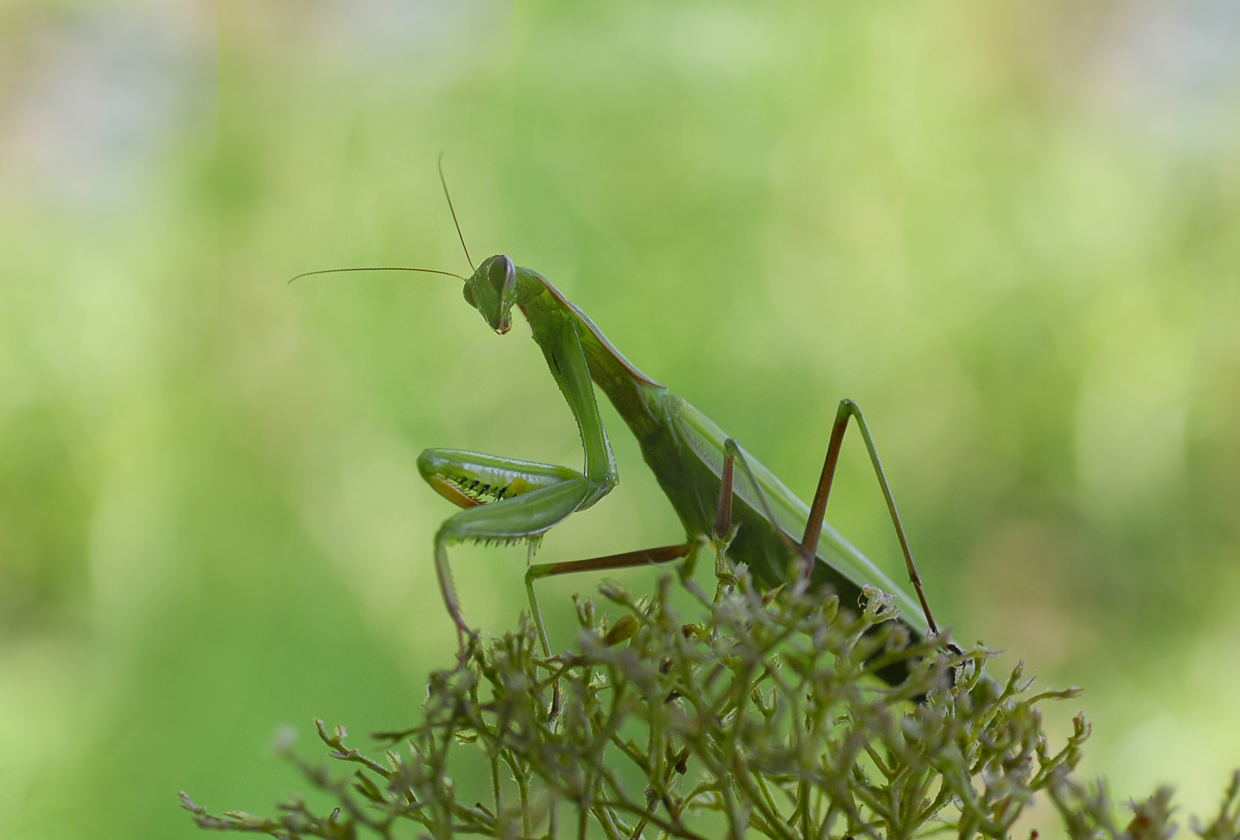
(181, 571, 1240, 840)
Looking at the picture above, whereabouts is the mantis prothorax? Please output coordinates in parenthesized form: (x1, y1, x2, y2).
(295, 178, 950, 688)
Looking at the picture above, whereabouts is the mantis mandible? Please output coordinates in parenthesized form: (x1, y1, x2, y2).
(297, 176, 947, 687)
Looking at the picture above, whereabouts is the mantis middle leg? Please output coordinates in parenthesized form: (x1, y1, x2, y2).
(523, 437, 797, 657)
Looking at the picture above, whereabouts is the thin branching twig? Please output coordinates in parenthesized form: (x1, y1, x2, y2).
(182, 567, 1240, 840)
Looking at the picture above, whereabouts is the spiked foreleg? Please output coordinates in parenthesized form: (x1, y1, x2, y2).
(434, 478, 596, 654)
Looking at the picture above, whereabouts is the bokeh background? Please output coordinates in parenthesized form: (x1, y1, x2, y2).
(2, 0, 1239, 836)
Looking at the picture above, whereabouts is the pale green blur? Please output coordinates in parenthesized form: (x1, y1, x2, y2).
(1, 2, 1238, 836)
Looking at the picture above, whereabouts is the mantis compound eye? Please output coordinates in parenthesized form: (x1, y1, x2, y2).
(487, 255, 516, 301)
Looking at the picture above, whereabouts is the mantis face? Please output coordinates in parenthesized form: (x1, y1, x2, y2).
(463, 255, 518, 335)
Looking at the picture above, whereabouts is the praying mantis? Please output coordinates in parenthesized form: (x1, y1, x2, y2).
(297, 176, 949, 687)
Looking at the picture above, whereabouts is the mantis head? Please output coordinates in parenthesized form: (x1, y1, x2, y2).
(463, 255, 518, 335)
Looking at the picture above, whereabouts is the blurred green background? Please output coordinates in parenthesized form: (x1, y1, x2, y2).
(2, 0, 1239, 836)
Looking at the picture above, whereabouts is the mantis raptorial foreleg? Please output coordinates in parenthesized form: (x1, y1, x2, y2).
(418, 303, 618, 655)
(419, 450, 598, 651)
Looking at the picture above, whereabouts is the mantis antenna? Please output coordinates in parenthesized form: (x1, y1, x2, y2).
(288, 155, 476, 285)
(438, 152, 474, 271)
(287, 266, 466, 284)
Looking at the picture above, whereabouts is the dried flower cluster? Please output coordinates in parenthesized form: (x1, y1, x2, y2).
(182, 569, 1240, 840)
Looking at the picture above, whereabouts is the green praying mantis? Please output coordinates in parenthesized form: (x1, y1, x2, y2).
(296, 174, 950, 687)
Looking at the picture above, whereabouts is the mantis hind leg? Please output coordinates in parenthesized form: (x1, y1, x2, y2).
(720, 432, 953, 687)
(801, 399, 941, 636)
